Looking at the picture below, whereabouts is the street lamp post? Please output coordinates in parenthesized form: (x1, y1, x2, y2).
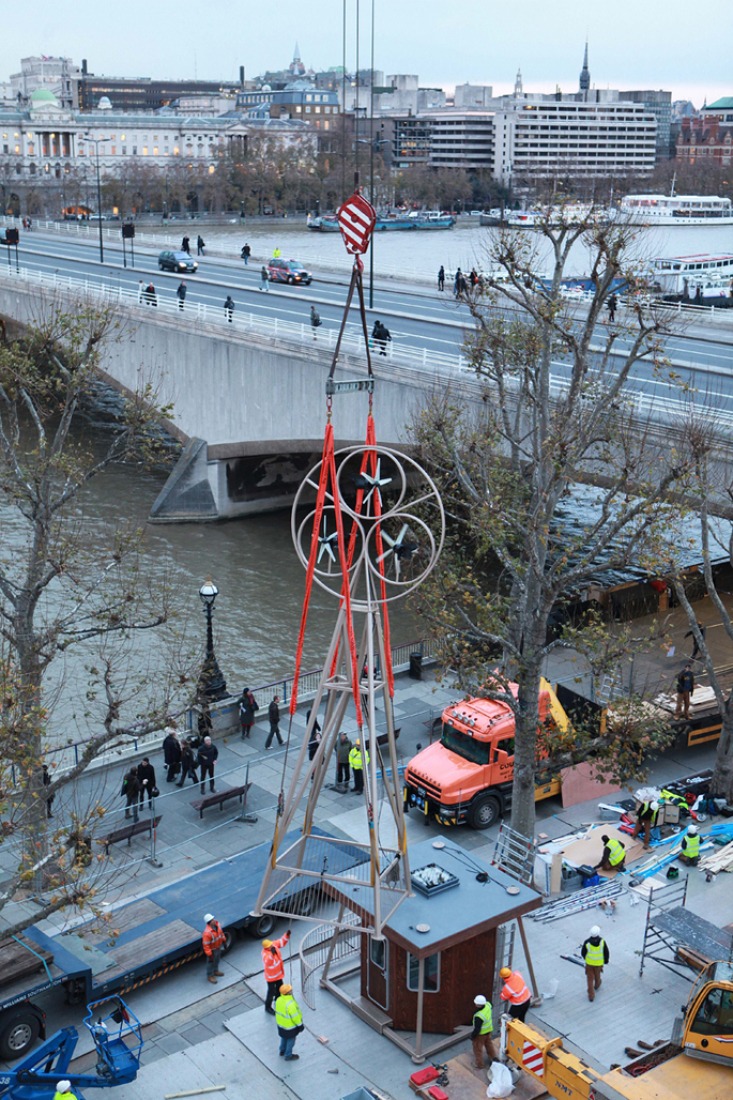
(84, 134, 110, 263)
(197, 579, 228, 703)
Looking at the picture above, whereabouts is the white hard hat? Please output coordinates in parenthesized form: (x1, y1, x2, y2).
(474, 995, 487, 1006)
(688, 825, 699, 836)
(56, 1083, 72, 1094)
(650, 801, 659, 811)
(204, 913, 215, 923)
(590, 925, 601, 937)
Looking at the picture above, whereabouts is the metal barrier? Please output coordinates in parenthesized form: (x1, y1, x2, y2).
(299, 913, 361, 1010)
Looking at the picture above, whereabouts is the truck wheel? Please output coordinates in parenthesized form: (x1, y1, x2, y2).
(221, 929, 234, 954)
(468, 794, 501, 830)
(0, 1010, 40, 1059)
(247, 913, 276, 939)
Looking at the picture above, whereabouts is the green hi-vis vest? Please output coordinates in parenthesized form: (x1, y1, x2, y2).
(606, 837, 625, 866)
(474, 1002, 493, 1034)
(585, 939, 605, 967)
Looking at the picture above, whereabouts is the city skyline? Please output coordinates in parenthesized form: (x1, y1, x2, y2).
(8, 0, 730, 108)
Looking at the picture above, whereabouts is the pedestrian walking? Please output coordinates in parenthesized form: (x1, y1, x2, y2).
(275, 984, 303, 1061)
(163, 726, 182, 782)
(471, 995, 498, 1070)
(262, 930, 291, 1014)
(266, 695, 283, 748)
(306, 708, 322, 761)
(595, 834, 626, 872)
(310, 305, 322, 339)
(120, 767, 139, 821)
(136, 757, 157, 807)
(581, 925, 609, 1002)
(176, 280, 187, 310)
(197, 234, 205, 256)
(202, 914, 226, 984)
(181, 235, 191, 254)
(144, 282, 157, 307)
(197, 735, 218, 793)
(675, 662, 695, 719)
(498, 966, 531, 1021)
(241, 243, 251, 265)
(176, 739, 199, 787)
(685, 621, 706, 659)
(335, 732, 352, 789)
(42, 764, 55, 818)
(607, 293, 618, 322)
(224, 295, 235, 322)
(632, 799, 660, 849)
(260, 265, 269, 291)
(349, 739, 369, 792)
(371, 320, 390, 356)
(239, 688, 259, 740)
(438, 265, 445, 291)
(454, 268, 463, 297)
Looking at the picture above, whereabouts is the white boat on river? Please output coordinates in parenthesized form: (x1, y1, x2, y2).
(615, 194, 733, 226)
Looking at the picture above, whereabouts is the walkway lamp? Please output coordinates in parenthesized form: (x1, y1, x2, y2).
(84, 134, 110, 263)
(197, 578, 228, 702)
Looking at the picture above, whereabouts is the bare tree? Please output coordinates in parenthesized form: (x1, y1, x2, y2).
(0, 297, 189, 932)
(411, 207, 693, 838)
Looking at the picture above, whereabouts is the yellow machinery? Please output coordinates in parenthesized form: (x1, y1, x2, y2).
(502, 961, 733, 1100)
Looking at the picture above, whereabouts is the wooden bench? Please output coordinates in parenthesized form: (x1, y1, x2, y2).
(191, 783, 250, 819)
(99, 815, 162, 854)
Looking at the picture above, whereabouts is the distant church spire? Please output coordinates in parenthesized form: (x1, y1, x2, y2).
(514, 68, 523, 97)
(289, 42, 305, 77)
(579, 41, 590, 97)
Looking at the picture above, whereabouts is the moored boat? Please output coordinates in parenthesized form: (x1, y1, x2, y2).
(614, 194, 733, 226)
(649, 252, 733, 296)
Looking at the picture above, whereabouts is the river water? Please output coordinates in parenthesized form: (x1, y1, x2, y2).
(23, 217, 733, 741)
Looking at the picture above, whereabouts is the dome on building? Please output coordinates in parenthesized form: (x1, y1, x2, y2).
(97, 95, 112, 110)
(30, 88, 58, 105)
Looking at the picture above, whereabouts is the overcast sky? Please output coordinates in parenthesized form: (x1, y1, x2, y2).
(4, 0, 729, 108)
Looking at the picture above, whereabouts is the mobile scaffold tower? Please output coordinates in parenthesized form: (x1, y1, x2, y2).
(253, 190, 445, 938)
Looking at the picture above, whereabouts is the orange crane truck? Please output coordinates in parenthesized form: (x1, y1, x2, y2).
(501, 960, 733, 1099)
(403, 678, 569, 829)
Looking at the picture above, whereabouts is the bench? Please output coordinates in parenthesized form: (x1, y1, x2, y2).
(99, 815, 162, 854)
(191, 783, 250, 819)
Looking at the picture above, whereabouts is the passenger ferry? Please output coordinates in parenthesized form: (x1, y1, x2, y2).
(650, 253, 733, 296)
(615, 194, 733, 225)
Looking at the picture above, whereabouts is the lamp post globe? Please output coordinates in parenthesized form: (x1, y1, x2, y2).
(197, 578, 228, 702)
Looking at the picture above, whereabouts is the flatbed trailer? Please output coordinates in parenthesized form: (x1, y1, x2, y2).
(0, 828, 359, 1060)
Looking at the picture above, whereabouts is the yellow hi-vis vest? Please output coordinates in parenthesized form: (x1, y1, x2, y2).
(606, 837, 625, 866)
(682, 833, 700, 858)
(585, 939, 605, 967)
(474, 1002, 493, 1034)
(349, 746, 369, 771)
(275, 993, 303, 1031)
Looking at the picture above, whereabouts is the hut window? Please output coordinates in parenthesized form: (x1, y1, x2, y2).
(370, 937, 387, 971)
(407, 952, 440, 993)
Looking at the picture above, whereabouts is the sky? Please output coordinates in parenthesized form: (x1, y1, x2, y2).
(2, 0, 730, 108)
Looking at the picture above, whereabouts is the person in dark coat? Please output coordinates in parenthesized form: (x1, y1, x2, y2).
(137, 757, 157, 807)
(335, 732, 352, 789)
(438, 265, 445, 291)
(239, 689, 259, 739)
(197, 736, 219, 793)
(224, 295, 235, 322)
(241, 243, 251, 265)
(176, 740, 199, 787)
(144, 282, 157, 307)
(197, 235, 205, 256)
(266, 695, 283, 749)
(42, 764, 54, 818)
(121, 767, 139, 821)
(176, 281, 187, 310)
(181, 235, 191, 254)
(306, 708, 322, 761)
(163, 727, 182, 782)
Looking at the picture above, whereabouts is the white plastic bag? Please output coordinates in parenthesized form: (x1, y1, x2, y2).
(486, 1061, 514, 1098)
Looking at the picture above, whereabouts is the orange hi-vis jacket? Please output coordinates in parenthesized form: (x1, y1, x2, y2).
(202, 920, 225, 956)
(500, 970, 530, 1006)
(263, 932, 291, 982)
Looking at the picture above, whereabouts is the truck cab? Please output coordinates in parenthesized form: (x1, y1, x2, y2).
(403, 680, 565, 829)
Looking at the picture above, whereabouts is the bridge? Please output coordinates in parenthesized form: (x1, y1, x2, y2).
(1, 264, 732, 521)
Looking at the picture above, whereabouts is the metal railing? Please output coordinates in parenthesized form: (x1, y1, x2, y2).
(300, 913, 362, 1009)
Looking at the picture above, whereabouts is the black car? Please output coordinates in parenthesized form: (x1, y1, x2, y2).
(158, 250, 198, 273)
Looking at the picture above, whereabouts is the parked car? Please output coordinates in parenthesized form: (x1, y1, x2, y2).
(267, 258, 312, 285)
(158, 250, 198, 273)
